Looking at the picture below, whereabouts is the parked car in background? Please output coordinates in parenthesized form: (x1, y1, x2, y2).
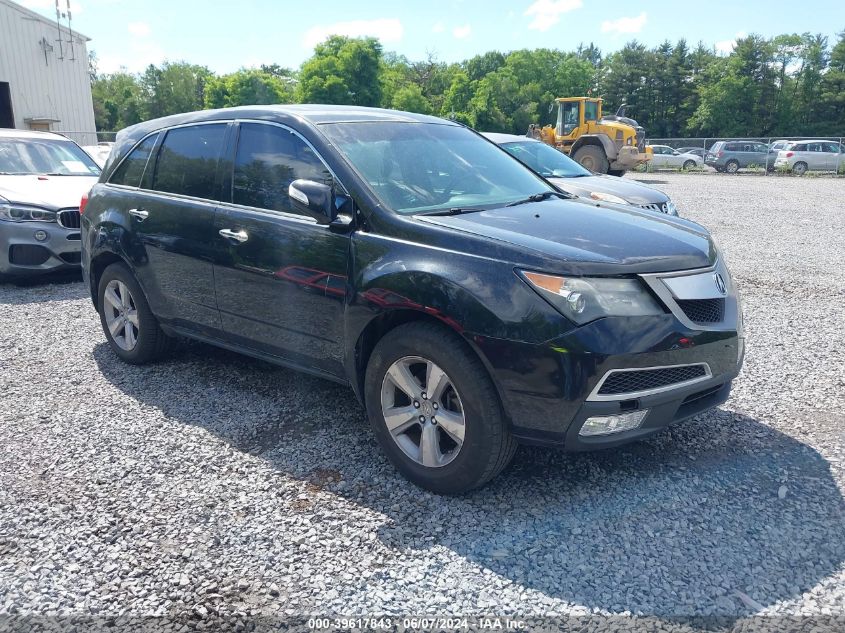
(675, 147, 706, 158)
(485, 133, 679, 216)
(766, 140, 794, 171)
(773, 140, 844, 175)
(0, 129, 101, 280)
(705, 141, 770, 173)
(82, 143, 114, 168)
(647, 145, 704, 170)
(81, 105, 743, 493)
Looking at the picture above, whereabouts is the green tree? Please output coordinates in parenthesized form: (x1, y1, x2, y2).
(90, 71, 143, 131)
(139, 61, 213, 119)
(391, 84, 432, 114)
(204, 69, 293, 109)
(297, 36, 383, 106)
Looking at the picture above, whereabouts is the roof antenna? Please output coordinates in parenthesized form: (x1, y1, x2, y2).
(53, 0, 65, 60)
(65, 0, 76, 61)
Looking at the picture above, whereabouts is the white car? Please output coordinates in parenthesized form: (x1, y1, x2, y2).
(82, 143, 114, 168)
(647, 145, 704, 170)
(774, 140, 844, 175)
(0, 130, 101, 279)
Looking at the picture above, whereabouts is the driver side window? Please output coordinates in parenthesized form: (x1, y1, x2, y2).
(232, 122, 333, 214)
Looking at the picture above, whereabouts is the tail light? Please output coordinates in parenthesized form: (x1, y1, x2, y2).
(785, 152, 794, 158)
(717, 151, 724, 157)
(80, 192, 89, 214)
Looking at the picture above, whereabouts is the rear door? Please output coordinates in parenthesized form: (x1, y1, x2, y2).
(821, 142, 841, 171)
(212, 121, 350, 377)
(128, 122, 230, 333)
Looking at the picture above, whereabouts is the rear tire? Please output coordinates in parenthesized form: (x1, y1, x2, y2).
(725, 160, 740, 174)
(573, 145, 609, 174)
(97, 262, 172, 364)
(364, 321, 517, 494)
(792, 161, 808, 176)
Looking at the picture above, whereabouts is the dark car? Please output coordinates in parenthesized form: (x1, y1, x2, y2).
(485, 133, 679, 216)
(81, 106, 744, 494)
(705, 140, 770, 173)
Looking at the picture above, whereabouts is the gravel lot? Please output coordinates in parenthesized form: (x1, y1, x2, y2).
(1, 174, 844, 631)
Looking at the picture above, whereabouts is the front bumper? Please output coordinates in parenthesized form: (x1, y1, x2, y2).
(0, 221, 81, 277)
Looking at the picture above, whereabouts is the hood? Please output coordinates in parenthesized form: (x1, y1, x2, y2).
(419, 199, 714, 273)
(549, 175, 667, 206)
(0, 175, 99, 211)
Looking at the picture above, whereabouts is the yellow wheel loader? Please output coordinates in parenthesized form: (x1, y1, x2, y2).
(527, 97, 652, 175)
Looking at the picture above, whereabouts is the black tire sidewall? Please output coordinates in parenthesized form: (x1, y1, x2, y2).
(365, 324, 508, 494)
(97, 263, 161, 364)
(683, 160, 695, 170)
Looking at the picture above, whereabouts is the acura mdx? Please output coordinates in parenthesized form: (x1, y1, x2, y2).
(81, 106, 744, 494)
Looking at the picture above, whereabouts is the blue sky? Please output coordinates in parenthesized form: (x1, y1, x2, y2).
(20, 0, 845, 74)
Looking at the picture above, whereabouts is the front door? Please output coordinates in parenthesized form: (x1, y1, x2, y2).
(213, 121, 350, 377)
(130, 122, 229, 333)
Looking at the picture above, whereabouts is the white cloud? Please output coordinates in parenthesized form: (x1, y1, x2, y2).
(452, 24, 472, 39)
(601, 12, 647, 35)
(715, 30, 747, 55)
(127, 21, 151, 37)
(524, 0, 583, 32)
(432, 21, 445, 33)
(302, 18, 403, 49)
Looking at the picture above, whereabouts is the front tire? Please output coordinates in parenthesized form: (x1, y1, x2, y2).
(573, 145, 609, 174)
(97, 262, 172, 364)
(683, 160, 696, 170)
(365, 322, 516, 494)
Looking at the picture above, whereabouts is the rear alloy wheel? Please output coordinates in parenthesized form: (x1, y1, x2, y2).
(573, 145, 609, 174)
(365, 322, 517, 494)
(683, 160, 696, 171)
(792, 161, 808, 176)
(725, 160, 740, 174)
(98, 263, 172, 364)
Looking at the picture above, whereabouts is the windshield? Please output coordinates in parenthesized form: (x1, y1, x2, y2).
(0, 138, 101, 176)
(320, 122, 551, 214)
(500, 140, 591, 178)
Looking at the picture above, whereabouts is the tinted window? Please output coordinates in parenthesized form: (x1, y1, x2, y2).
(152, 124, 227, 200)
(231, 123, 333, 213)
(725, 143, 739, 151)
(109, 134, 158, 187)
(822, 142, 840, 153)
(584, 101, 598, 121)
(500, 141, 591, 178)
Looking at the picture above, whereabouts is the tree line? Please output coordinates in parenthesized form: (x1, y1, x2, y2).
(90, 30, 845, 139)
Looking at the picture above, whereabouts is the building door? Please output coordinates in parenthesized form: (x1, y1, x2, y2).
(0, 83, 13, 128)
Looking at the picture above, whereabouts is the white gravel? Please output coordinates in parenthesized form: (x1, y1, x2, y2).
(1, 173, 844, 631)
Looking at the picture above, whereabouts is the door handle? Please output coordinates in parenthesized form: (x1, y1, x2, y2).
(128, 208, 148, 221)
(219, 228, 249, 243)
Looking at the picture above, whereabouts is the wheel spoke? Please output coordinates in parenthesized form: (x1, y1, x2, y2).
(104, 287, 122, 311)
(125, 309, 139, 327)
(108, 316, 123, 336)
(383, 405, 419, 435)
(436, 409, 465, 444)
(425, 361, 449, 401)
(386, 361, 421, 399)
(418, 424, 441, 467)
(118, 281, 131, 309)
(124, 321, 136, 348)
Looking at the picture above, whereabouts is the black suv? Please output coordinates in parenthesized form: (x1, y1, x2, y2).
(81, 106, 744, 494)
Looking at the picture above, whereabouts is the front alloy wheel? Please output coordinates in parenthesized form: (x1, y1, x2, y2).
(103, 279, 139, 351)
(381, 356, 466, 468)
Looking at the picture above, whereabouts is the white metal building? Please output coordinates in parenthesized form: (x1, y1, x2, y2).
(0, 0, 96, 145)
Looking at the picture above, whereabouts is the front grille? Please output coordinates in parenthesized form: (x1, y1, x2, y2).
(9, 244, 50, 266)
(639, 202, 669, 214)
(57, 208, 81, 229)
(598, 364, 708, 396)
(677, 298, 725, 324)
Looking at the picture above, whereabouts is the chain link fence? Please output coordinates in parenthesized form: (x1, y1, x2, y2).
(644, 136, 845, 175)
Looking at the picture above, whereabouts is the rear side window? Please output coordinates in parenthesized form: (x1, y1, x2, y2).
(792, 144, 806, 151)
(231, 122, 332, 214)
(152, 124, 227, 200)
(109, 134, 158, 187)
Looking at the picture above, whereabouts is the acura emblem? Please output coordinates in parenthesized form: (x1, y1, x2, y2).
(714, 273, 727, 295)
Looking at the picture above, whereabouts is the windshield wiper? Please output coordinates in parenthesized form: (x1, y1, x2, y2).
(506, 190, 573, 207)
(418, 207, 487, 217)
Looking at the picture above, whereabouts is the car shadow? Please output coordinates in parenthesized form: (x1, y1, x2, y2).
(92, 341, 845, 619)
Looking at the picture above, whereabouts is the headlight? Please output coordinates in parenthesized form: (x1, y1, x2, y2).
(521, 271, 664, 324)
(665, 201, 679, 216)
(589, 191, 628, 205)
(0, 202, 57, 223)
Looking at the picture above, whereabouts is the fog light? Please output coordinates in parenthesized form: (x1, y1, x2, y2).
(34, 230, 48, 242)
(579, 410, 649, 437)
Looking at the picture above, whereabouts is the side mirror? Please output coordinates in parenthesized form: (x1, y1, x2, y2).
(289, 179, 335, 224)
